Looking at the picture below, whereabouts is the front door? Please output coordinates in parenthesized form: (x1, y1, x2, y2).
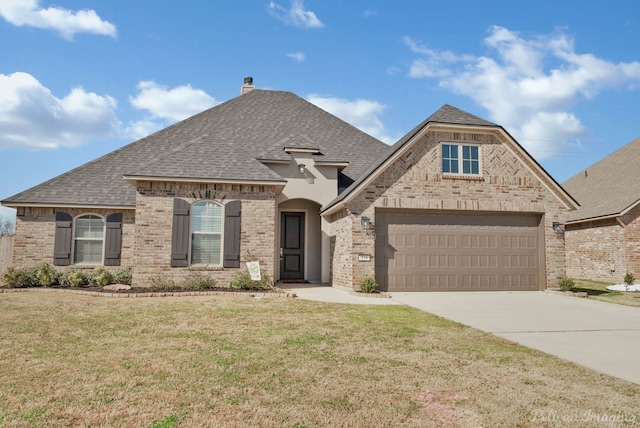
(280, 212, 305, 280)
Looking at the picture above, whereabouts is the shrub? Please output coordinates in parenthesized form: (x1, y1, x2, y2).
(624, 272, 635, 285)
(3, 267, 39, 288)
(148, 274, 176, 291)
(359, 275, 378, 293)
(113, 267, 132, 285)
(60, 269, 89, 288)
(558, 276, 575, 292)
(90, 267, 114, 286)
(230, 269, 273, 290)
(36, 262, 58, 286)
(230, 253, 273, 290)
(181, 269, 218, 290)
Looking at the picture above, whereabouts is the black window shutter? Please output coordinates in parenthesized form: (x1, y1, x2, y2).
(104, 213, 122, 266)
(171, 199, 190, 267)
(223, 200, 241, 268)
(53, 212, 73, 266)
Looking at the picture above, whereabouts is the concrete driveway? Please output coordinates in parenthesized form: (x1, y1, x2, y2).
(389, 291, 640, 385)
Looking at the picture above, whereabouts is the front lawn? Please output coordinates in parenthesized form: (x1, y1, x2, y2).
(0, 292, 638, 427)
(573, 278, 640, 308)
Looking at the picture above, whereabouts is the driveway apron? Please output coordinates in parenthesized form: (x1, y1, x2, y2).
(389, 291, 640, 385)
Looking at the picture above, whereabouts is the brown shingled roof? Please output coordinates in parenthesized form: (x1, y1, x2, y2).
(562, 137, 640, 222)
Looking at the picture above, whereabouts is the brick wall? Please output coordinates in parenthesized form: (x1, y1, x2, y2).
(566, 205, 640, 282)
(12, 207, 135, 269)
(329, 128, 572, 289)
(328, 209, 353, 289)
(132, 181, 277, 287)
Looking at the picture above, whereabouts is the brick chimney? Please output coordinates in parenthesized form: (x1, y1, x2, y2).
(241, 76, 255, 95)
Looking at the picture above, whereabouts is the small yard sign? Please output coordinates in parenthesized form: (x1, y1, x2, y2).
(246, 261, 261, 280)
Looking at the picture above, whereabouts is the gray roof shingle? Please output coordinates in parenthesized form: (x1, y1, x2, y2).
(562, 137, 640, 222)
(2, 90, 389, 208)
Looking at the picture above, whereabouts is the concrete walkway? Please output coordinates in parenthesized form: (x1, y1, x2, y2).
(390, 291, 640, 385)
(281, 284, 640, 385)
(277, 283, 398, 305)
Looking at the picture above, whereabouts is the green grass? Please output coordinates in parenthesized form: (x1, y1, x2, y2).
(572, 278, 640, 308)
(0, 291, 638, 427)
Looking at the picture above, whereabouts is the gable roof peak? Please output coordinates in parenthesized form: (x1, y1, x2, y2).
(427, 104, 497, 127)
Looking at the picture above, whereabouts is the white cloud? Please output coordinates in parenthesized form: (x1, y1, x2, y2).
(0, 0, 116, 39)
(126, 81, 218, 139)
(405, 26, 640, 159)
(287, 52, 306, 62)
(129, 81, 217, 121)
(0, 72, 119, 149)
(268, 0, 323, 29)
(307, 95, 397, 144)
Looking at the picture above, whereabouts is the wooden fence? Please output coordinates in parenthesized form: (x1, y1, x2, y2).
(0, 235, 13, 275)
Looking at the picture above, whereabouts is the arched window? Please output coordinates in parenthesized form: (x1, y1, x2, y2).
(73, 214, 105, 264)
(190, 201, 223, 265)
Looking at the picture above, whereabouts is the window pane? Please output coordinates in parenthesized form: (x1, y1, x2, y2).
(74, 240, 103, 264)
(442, 144, 459, 173)
(192, 202, 222, 233)
(75, 216, 105, 239)
(461, 145, 480, 175)
(191, 234, 221, 265)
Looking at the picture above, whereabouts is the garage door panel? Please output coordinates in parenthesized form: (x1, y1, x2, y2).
(375, 211, 543, 292)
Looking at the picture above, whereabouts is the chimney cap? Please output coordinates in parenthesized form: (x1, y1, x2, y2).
(244, 76, 253, 85)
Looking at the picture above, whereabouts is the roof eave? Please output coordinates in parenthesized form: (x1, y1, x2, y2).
(1, 202, 135, 210)
(566, 198, 640, 225)
(123, 175, 288, 188)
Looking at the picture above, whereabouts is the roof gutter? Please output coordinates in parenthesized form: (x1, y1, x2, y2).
(123, 175, 288, 187)
(1, 202, 135, 210)
(565, 198, 640, 225)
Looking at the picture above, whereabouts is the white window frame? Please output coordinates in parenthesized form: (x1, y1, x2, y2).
(72, 213, 106, 265)
(189, 200, 224, 266)
(441, 143, 482, 176)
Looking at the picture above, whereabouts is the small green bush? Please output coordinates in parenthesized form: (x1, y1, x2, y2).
(61, 269, 89, 288)
(90, 267, 114, 286)
(624, 272, 635, 285)
(36, 262, 58, 286)
(3, 267, 39, 288)
(181, 269, 218, 290)
(358, 275, 378, 293)
(113, 267, 132, 285)
(558, 276, 575, 291)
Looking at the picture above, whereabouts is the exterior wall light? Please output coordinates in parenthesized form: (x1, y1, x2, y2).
(298, 164, 306, 174)
(552, 221, 564, 234)
(361, 216, 371, 230)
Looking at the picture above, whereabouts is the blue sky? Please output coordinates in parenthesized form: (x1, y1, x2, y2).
(2, 0, 640, 221)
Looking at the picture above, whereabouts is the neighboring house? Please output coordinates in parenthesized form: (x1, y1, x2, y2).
(1, 80, 578, 291)
(563, 137, 640, 281)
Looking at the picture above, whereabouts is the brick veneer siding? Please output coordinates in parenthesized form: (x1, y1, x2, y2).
(327, 209, 353, 290)
(328, 128, 572, 290)
(566, 205, 640, 282)
(11, 207, 135, 269)
(132, 181, 277, 287)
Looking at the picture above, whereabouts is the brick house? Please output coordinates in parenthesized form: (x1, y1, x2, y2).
(1, 81, 578, 291)
(563, 137, 640, 282)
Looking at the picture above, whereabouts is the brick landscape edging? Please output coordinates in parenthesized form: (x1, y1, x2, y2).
(0, 287, 296, 299)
